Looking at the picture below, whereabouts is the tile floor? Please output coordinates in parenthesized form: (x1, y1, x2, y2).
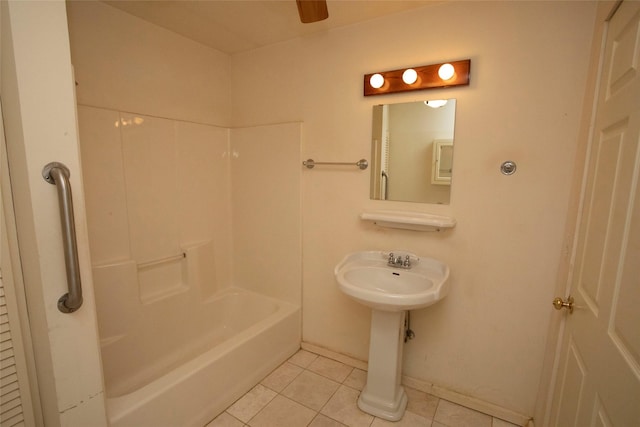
(205, 349, 520, 427)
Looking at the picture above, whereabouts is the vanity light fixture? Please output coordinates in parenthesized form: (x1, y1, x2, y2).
(364, 59, 470, 96)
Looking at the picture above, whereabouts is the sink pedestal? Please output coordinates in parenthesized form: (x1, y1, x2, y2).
(358, 310, 408, 421)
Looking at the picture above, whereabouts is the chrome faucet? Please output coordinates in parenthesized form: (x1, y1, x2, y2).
(388, 252, 394, 264)
(387, 253, 411, 269)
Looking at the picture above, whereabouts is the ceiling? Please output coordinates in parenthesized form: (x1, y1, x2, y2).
(103, 0, 439, 54)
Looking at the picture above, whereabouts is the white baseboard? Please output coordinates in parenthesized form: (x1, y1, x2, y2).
(401, 375, 532, 427)
(301, 342, 368, 370)
(301, 342, 533, 427)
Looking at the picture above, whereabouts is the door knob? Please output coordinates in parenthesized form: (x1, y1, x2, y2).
(552, 295, 574, 314)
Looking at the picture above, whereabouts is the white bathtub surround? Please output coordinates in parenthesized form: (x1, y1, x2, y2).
(77, 107, 303, 425)
(208, 348, 522, 427)
(77, 106, 233, 289)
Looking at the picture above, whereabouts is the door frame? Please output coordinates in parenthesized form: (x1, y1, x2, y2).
(534, 1, 624, 425)
(1, 1, 107, 425)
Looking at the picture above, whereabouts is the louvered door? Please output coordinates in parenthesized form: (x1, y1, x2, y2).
(0, 94, 37, 426)
(1, 278, 28, 426)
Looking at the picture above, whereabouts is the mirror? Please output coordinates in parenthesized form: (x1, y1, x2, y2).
(370, 99, 456, 204)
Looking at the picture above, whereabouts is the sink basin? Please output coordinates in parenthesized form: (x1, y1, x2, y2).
(334, 251, 450, 312)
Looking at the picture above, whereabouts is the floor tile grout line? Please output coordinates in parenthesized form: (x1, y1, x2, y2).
(268, 357, 371, 427)
(286, 359, 358, 426)
(268, 355, 370, 427)
(261, 360, 306, 394)
(224, 410, 247, 426)
(245, 391, 275, 427)
(238, 356, 345, 427)
(313, 359, 371, 427)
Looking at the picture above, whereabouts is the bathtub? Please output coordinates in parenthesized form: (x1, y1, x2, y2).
(100, 286, 300, 427)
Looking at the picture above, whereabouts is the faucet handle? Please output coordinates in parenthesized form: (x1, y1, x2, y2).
(403, 255, 411, 267)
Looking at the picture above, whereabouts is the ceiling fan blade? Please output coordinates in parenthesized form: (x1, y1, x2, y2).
(296, 0, 328, 23)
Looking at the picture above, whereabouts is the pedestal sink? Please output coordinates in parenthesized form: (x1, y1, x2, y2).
(334, 251, 450, 421)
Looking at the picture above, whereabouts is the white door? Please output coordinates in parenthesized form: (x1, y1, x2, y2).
(549, 1, 640, 425)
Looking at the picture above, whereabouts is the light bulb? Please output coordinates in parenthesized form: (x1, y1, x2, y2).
(438, 63, 455, 81)
(370, 73, 385, 89)
(424, 99, 448, 108)
(402, 68, 418, 84)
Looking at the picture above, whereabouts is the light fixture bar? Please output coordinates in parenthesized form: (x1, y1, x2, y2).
(363, 59, 471, 96)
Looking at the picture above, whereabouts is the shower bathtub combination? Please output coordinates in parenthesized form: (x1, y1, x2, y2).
(92, 241, 301, 427)
(76, 103, 303, 426)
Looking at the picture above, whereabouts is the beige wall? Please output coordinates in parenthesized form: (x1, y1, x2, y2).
(67, 0, 598, 419)
(231, 1, 596, 416)
(67, 0, 231, 126)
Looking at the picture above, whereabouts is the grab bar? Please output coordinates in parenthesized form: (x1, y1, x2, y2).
(302, 158, 368, 170)
(381, 170, 389, 200)
(42, 162, 83, 313)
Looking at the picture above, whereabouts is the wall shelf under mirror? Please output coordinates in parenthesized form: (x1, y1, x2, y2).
(361, 210, 456, 232)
